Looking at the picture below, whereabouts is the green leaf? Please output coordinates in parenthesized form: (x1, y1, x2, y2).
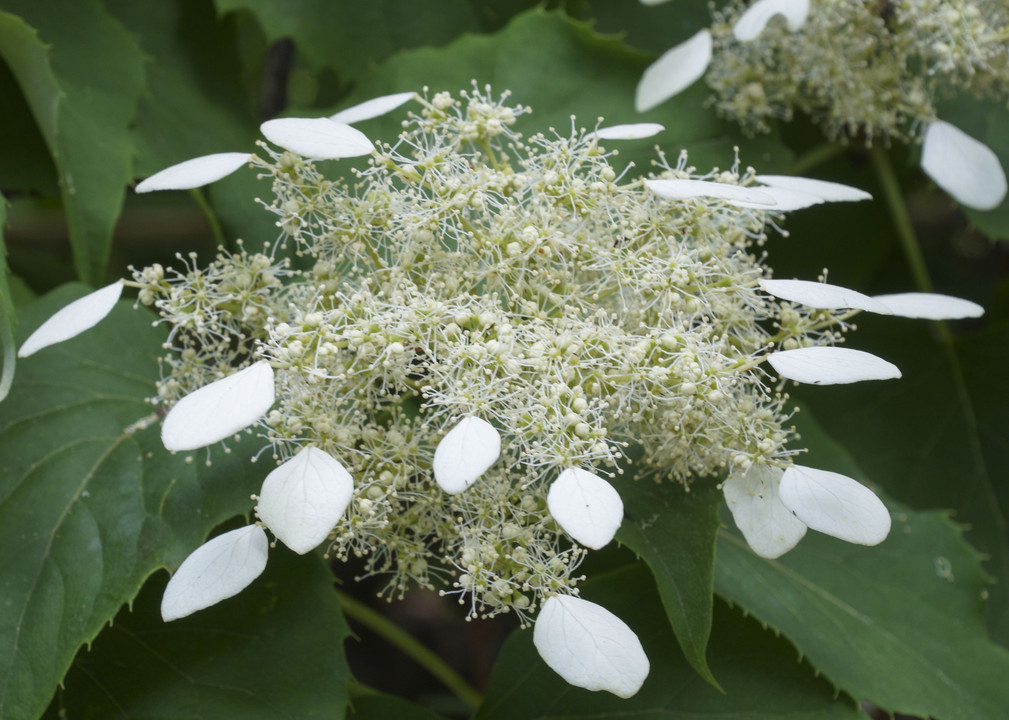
(476, 564, 863, 720)
(0, 2, 145, 284)
(104, 0, 259, 177)
(715, 409, 1009, 720)
(788, 309, 1009, 643)
(0, 190, 14, 402)
(44, 549, 349, 720)
(0, 286, 265, 720)
(582, 0, 720, 55)
(350, 694, 450, 720)
(333, 9, 792, 175)
(614, 474, 720, 688)
(214, 0, 520, 80)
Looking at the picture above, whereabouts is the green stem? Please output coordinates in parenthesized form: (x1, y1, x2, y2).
(788, 142, 844, 176)
(336, 589, 483, 710)
(869, 147, 934, 294)
(188, 188, 230, 251)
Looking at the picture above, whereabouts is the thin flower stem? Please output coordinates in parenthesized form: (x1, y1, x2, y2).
(335, 588, 483, 710)
(788, 142, 844, 176)
(188, 188, 230, 252)
(869, 147, 935, 295)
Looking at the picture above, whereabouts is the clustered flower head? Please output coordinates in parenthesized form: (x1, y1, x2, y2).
(18, 85, 984, 698)
(637, 0, 1009, 210)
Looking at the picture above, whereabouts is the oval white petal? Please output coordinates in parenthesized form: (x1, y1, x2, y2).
(135, 152, 252, 193)
(755, 174, 872, 202)
(161, 361, 275, 451)
(329, 91, 416, 124)
(759, 279, 892, 314)
(161, 525, 269, 621)
(260, 117, 374, 160)
(767, 347, 901, 385)
(592, 123, 665, 140)
(753, 185, 825, 211)
(734, 0, 810, 41)
(547, 468, 623, 550)
(779, 465, 891, 545)
(872, 292, 985, 320)
(257, 447, 354, 554)
(723, 465, 807, 558)
(635, 29, 712, 112)
(534, 595, 649, 698)
(645, 178, 776, 207)
(921, 120, 1007, 211)
(18, 281, 123, 358)
(432, 416, 501, 494)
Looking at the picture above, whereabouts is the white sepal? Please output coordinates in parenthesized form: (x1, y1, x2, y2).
(759, 278, 892, 314)
(329, 92, 416, 124)
(534, 595, 649, 698)
(755, 174, 872, 203)
(920, 120, 1007, 211)
(635, 29, 712, 112)
(260, 117, 374, 160)
(779, 465, 891, 546)
(18, 281, 123, 358)
(256, 447, 354, 554)
(723, 464, 807, 558)
(592, 123, 665, 140)
(547, 468, 623, 550)
(432, 416, 501, 494)
(161, 361, 275, 451)
(767, 347, 901, 385)
(135, 153, 252, 193)
(733, 0, 811, 41)
(161, 525, 269, 621)
(749, 185, 824, 211)
(873, 292, 985, 320)
(645, 178, 776, 207)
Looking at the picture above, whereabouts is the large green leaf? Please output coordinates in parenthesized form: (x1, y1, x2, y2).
(44, 549, 350, 720)
(332, 10, 792, 175)
(105, 0, 259, 177)
(349, 694, 450, 720)
(614, 475, 720, 687)
(476, 564, 863, 720)
(715, 410, 1009, 720)
(0, 286, 265, 720)
(213, 0, 533, 80)
(786, 309, 1009, 642)
(0, 2, 144, 284)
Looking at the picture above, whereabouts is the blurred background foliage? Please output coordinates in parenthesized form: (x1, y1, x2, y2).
(1, 1, 1007, 719)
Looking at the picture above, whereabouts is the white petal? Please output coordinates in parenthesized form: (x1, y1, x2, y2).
(635, 30, 712, 112)
(767, 347, 901, 385)
(734, 0, 810, 41)
(592, 123, 665, 140)
(135, 153, 252, 193)
(260, 117, 374, 160)
(534, 595, 649, 698)
(645, 178, 776, 207)
(779, 465, 891, 545)
(873, 292, 985, 320)
(723, 465, 807, 558)
(759, 278, 893, 314)
(921, 120, 1007, 211)
(547, 468, 623, 550)
(161, 525, 269, 621)
(161, 361, 275, 451)
(753, 185, 825, 211)
(432, 416, 501, 494)
(329, 92, 416, 124)
(256, 447, 354, 554)
(755, 174, 872, 203)
(18, 281, 123, 358)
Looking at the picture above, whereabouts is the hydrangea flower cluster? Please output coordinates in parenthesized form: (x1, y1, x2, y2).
(637, 0, 1009, 210)
(18, 86, 984, 698)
